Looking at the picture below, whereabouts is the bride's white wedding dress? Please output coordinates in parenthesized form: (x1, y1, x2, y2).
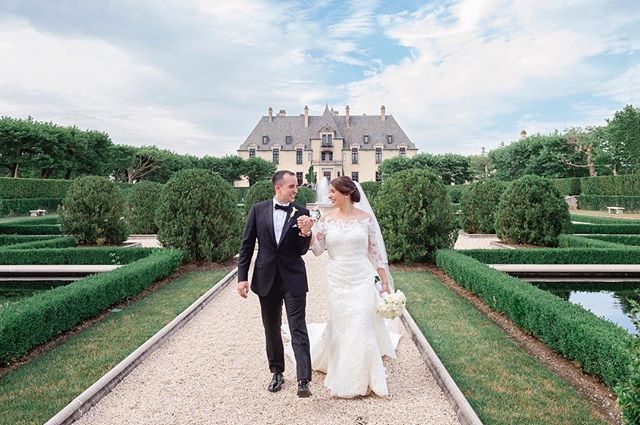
(284, 215, 401, 398)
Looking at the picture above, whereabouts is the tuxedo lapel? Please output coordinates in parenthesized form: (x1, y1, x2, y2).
(278, 208, 295, 246)
(264, 201, 277, 247)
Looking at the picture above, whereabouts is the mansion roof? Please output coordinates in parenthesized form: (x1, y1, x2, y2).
(238, 106, 417, 151)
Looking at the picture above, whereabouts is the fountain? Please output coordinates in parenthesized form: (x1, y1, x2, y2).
(307, 177, 333, 220)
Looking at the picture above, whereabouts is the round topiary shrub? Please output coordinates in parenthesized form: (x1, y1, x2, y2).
(60, 176, 129, 245)
(244, 180, 275, 214)
(126, 181, 163, 234)
(495, 175, 571, 246)
(461, 179, 507, 234)
(156, 169, 241, 262)
(359, 181, 381, 204)
(295, 186, 315, 207)
(375, 169, 457, 263)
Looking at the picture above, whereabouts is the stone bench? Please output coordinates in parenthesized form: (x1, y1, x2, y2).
(29, 209, 47, 216)
(606, 206, 625, 214)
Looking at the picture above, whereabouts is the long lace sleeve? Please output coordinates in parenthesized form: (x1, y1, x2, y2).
(367, 218, 386, 269)
(310, 220, 326, 256)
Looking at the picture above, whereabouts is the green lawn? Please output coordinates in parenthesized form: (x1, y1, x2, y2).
(0, 214, 59, 224)
(0, 270, 229, 425)
(393, 271, 609, 425)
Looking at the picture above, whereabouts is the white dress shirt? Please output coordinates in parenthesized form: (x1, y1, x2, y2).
(272, 198, 290, 243)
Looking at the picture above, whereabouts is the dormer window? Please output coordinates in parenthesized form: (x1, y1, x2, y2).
(285, 136, 292, 145)
(363, 135, 369, 144)
(386, 135, 393, 144)
(321, 134, 333, 147)
(262, 135, 269, 144)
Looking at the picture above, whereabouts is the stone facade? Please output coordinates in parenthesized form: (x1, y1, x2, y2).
(236, 105, 418, 186)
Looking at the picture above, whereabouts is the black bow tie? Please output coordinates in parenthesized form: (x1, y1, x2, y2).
(275, 204, 291, 212)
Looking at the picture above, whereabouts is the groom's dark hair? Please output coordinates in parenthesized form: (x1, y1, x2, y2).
(272, 170, 295, 187)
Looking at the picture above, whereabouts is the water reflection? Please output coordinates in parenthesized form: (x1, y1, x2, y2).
(535, 282, 639, 335)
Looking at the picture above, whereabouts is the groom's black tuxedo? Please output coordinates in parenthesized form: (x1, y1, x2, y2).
(238, 199, 312, 382)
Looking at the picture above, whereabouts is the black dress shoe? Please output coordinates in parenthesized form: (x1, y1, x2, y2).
(297, 379, 312, 397)
(268, 373, 284, 392)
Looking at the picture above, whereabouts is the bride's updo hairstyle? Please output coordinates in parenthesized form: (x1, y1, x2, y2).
(330, 176, 361, 203)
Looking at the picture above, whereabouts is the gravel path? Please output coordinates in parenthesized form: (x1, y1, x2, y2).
(75, 252, 460, 425)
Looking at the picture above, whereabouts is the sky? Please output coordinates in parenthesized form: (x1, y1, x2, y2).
(0, 0, 638, 157)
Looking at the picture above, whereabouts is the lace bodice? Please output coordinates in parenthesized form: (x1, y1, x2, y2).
(310, 216, 386, 269)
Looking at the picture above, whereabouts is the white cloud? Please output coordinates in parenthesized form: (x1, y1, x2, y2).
(347, 0, 640, 154)
(596, 64, 640, 105)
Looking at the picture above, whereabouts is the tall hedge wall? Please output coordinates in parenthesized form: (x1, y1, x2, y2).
(579, 195, 640, 211)
(580, 174, 640, 196)
(0, 177, 72, 199)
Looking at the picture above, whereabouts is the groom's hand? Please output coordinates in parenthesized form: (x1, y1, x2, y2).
(237, 280, 249, 298)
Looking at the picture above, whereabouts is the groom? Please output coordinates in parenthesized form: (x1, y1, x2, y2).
(237, 170, 314, 397)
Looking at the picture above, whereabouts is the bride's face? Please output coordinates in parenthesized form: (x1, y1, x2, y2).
(328, 185, 350, 208)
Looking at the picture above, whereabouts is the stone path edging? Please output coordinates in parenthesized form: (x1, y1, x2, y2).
(401, 310, 484, 425)
(44, 267, 238, 425)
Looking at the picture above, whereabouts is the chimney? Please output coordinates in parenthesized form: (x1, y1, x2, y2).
(380, 105, 386, 121)
(345, 105, 350, 127)
(304, 105, 309, 128)
(520, 129, 527, 140)
(481, 147, 486, 156)
(278, 109, 286, 117)
(268, 107, 273, 122)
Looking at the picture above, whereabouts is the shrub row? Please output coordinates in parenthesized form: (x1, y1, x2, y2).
(0, 177, 72, 199)
(552, 177, 582, 196)
(445, 185, 469, 204)
(0, 224, 61, 235)
(570, 214, 640, 225)
(579, 195, 640, 211)
(126, 181, 163, 234)
(0, 249, 183, 364)
(436, 249, 633, 388)
(2, 216, 60, 226)
(0, 198, 62, 216)
(462, 248, 640, 264)
(0, 235, 56, 246)
(572, 223, 640, 234)
(581, 174, 640, 196)
(586, 235, 640, 246)
(558, 235, 634, 249)
(0, 237, 77, 250)
(0, 247, 156, 265)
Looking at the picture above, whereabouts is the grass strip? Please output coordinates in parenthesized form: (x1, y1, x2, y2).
(0, 269, 229, 425)
(571, 213, 640, 225)
(394, 271, 609, 425)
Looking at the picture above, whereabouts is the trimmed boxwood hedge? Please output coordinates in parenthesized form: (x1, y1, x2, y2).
(0, 248, 183, 364)
(570, 214, 640, 225)
(0, 237, 77, 250)
(558, 234, 634, 249)
(436, 249, 633, 388)
(579, 195, 640, 212)
(0, 224, 61, 235)
(553, 177, 582, 196)
(572, 223, 640, 235)
(1, 216, 60, 226)
(462, 248, 640, 264)
(586, 235, 640, 246)
(0, 235, 57, 246)
(0, 247, 157, 265)
(0, 177, 72, 199)
(580, 174, 640, 196)
(0, 198, 62, 216)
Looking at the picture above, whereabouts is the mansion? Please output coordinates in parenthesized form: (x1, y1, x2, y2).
(236, 105, 418, 186)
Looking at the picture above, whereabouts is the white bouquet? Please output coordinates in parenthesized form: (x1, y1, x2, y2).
(375, 290, 407, 319)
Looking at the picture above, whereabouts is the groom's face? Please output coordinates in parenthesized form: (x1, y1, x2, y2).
(275, 174, 298, 204)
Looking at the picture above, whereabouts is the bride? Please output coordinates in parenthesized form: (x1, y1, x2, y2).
(295, 176, 400, 398)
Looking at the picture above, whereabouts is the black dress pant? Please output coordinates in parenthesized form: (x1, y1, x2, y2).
(259, 271, 311, 381)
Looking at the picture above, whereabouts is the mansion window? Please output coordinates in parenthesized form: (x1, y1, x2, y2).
(262, 135, 269, 144)
(321, 134, 333, 147)
(351, 172, 359, 182)
(249, 148, 256, 158)
(375, 147, 382, 164)
(363, 135, 369, 144)
(399, 147, 406, 156)
(272, 149, 279, 164)
(387, 135, 393, 144)
(376, 171, 381, 182)
(321, 151, 333, 161)
(296, 149, 303, 164)
(296, 172, 303, 186)
(286, 136, 292, 145)
(351, 148, 358, 164)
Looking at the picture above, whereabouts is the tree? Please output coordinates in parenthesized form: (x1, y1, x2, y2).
(199, 155, 245, 183)
(469, 154, 490, 180)
(378, 155, 414, 178)
(243, 157, 276, 185)
(305, 165, 316, 184)
(562, 127, 599, 177)
(605, 104, 640, 174)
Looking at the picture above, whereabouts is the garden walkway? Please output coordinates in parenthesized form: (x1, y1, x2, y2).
(74, 252, 460, 425)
